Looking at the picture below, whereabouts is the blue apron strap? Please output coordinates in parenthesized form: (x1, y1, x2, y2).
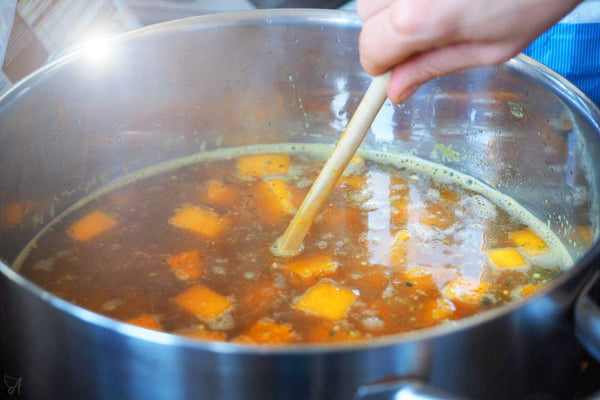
(524, 22, 600, 106)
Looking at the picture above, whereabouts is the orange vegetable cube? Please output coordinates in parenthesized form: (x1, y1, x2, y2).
(391, 199, 408, 226)
(238, 282, 280, 317)
(169, 205, 230, 238)
(390, 230, 411, 266)
(66, 210, 117, 241)
(577, 225, 593, 244)
(293, 280, 357, 320)
(439, 188, 459, 202)
(402, 266, 436, 292)
(486, 248, 528, 269)
(343, 155, 366, 176)
(340, 175, 366, 191)
(517, 283, 544, 297)
(231, 335, 256, 344)
(316, 207, 363, 233)
(174, 284, 233, 320)
(392, 229, 411, 247)
(308, 320, 363, 343)
(442, 276, 490, 305)
(427, 297, 456, 321)
(126, 314, 161, 330)
(237, 153, 290, 178)
(202, 180, 237, 206)
(254, 178, 296, 224)
(1, 201, 34, 228)
(239, 319, 296, 344)
(509, 229, 549, 257)
(167, 250, 203, 281)
(283, 254, 338, 280)
(180, 329, 227, 341)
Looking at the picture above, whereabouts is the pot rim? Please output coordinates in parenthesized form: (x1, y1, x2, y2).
(1, 8, 599, 355)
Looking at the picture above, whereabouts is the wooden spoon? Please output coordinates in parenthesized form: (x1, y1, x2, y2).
(271, 71, 391, 257)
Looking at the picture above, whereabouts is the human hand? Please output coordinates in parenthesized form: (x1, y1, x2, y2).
(358, 0, 582, 103)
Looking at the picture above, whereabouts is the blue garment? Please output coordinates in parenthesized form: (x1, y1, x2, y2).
(524, 22, 600, 106)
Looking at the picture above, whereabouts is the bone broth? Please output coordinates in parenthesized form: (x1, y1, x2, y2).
(14, 144, 570, 344)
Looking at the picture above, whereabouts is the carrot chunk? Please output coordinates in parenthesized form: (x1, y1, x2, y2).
(486, 248, 528, 269)
(293, 280, 357, 321)
(254, 178, 296, 224)
(237, 319, 296, 344)
(202, 180, 237, 206)
(442, 277, 490, 305)
(66, 210, 117, 241)
(237, 153, 290, 178)
(169, 205, 230, 238)
(167, 250, 203, 281)
(126, 314, 161, 330)
(174, 284, 233, 320)
(283, 254, 338, 280)
(509, 229, 549, 257)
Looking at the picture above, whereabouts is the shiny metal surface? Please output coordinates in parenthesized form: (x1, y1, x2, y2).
(0, 9, 599, 400)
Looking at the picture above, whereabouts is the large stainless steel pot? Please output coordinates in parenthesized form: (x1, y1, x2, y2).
(0, 9, 599, 400)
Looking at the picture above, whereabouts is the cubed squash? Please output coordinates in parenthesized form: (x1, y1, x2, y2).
(238, 281, 280, 317)
(402, 266, 436, 292)
(254, 178, 296, 224)
(126, 314, 161, 330)
(237, 153, 290, 178)
(343, 155, 366, 176)
(390, 230, 411, 266)
(238, 319, 296, 344)
(392, 229, 411, 247)
(179, 329, 227, 341)
(308, 320, 363, 343)
(1, 201, 35, 228)
(283, 254, 338, 280)
(169, 205, 230, 238)
(66, 210, 117, 241)
(167, 250, 203, 281)
(423, 297, 456, 323)
(391, 199, 408, 226)
(517, 283, 544, 298)
(509, 229, 549, 257)
(202, 180, 237, 206)
(442, 276, 490, 305)
(577, 225, 593, 244)
(293, 280, 357, 320)
(174, 284, 233, 320)
(486, 248, 528, 269)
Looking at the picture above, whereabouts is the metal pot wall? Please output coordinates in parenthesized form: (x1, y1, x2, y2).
(0, 9, 599, 400)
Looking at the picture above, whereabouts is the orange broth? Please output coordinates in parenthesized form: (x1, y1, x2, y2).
(16, 149, 566, 344)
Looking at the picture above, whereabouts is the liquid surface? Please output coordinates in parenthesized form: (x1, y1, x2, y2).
(15, 145, 570, 344)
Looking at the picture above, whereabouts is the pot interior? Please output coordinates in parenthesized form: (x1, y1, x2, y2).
(0, 9, 598, 327)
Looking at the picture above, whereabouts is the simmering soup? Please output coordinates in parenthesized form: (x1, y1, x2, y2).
(14, 144, 571, 344)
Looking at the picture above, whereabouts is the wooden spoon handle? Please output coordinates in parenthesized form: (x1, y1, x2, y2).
(273, 71, 391, 257)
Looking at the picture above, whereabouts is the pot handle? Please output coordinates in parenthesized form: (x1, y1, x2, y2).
(354, 378, 468, 400)
(575, 270, 600, 362)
